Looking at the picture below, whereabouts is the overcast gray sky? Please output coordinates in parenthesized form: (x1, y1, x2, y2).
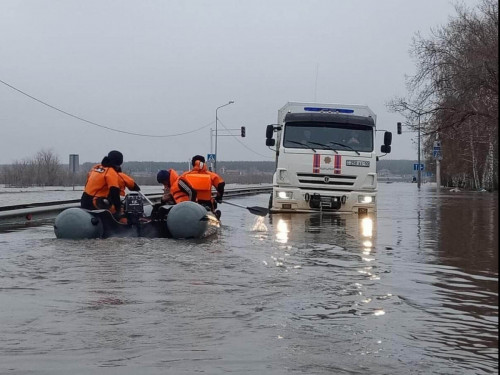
(0, 0, 475, 164)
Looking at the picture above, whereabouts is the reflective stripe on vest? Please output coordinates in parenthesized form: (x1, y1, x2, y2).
(170, 175, 190, 203)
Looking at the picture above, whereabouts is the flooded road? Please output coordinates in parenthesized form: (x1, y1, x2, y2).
(0, 183, 497, 374)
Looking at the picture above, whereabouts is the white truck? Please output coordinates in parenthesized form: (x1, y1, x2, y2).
(265, 102, 392, 214)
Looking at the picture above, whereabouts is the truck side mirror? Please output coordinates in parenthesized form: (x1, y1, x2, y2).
(381, 145, 391, 153)
(266, 125, 274, 139)
(266, 138, 276, 147)
(384, 131, 392, 146)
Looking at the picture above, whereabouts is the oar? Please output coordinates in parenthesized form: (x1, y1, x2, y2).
(222, 201, 269, 216)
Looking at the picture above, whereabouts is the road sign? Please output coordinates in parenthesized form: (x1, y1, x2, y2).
(413, 163, 424, 171)
(207, 153, 216, 163)
(433, 149, 443, 160)
(69, 154, 79, 173)
(433, 140, 442, 160)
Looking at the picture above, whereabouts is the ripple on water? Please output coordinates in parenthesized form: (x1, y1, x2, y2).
(0, 185, 497, 374)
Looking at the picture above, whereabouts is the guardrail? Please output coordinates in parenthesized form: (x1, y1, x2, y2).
(0, 185, 272, 228)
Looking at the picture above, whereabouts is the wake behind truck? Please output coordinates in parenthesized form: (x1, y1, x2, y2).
(265, 102, 392, 214)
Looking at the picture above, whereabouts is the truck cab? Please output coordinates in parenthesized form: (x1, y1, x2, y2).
(266, 102, 392, 214)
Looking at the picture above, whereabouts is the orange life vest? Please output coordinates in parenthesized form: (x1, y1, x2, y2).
(180, 161, 225, 202)
(162, 169, 191, 203)
(182, 173, 212, 201)
(82, 164, 123, 213)
(84, 164, 121, 198)
(181, 164, 212, 201)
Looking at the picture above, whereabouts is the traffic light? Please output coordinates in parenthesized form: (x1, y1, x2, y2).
(397, 122, 402, 134)
(241, 126, 246, 137)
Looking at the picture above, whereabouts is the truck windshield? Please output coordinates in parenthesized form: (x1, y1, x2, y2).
(283, 122, 373, 152)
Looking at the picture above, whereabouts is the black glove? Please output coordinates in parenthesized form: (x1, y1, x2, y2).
(131, 183, 141, 191)
(215, 195, 222, 203)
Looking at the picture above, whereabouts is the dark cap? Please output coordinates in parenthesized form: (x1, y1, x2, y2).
(107, 150, 123, 166)
(191, 155, 205, 166)
(157, 169, 170, 184)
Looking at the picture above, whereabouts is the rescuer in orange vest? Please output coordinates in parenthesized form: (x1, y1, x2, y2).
(118, 171, 139, 197)
(156, 169, 195, 204)
(81, 150, 140, 216)
(181, 155, 225, 212)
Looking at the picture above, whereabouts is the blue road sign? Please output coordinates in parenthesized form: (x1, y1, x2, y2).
(413, 163, 425, 171)
(207, 153, 216, 163)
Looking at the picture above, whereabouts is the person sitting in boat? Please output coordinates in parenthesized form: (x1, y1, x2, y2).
(117, 171, 140, 197)
(180, 155, 225, 212)
(156, 169, 196, 204)
(80, 150, 140, 219)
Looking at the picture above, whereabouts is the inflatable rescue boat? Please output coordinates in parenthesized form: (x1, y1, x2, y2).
(53, 193, 220, 239)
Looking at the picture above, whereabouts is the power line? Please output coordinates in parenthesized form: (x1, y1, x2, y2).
(217, 119, 273, 159)
(0, 78, 213, 138)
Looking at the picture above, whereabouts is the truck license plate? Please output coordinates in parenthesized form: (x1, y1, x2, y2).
(346, 160, 370, 167)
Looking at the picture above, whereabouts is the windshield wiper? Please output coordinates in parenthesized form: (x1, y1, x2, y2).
(286, 140, 317, 152)
(308, 141, 338, 154)
(329, 142, 360, 155)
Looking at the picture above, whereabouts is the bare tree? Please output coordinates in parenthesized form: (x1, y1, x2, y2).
(388, 0, 498, 190)
(1, 149, 68, 187)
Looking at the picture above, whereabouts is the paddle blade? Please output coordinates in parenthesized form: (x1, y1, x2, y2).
(247, 206, 269, 216)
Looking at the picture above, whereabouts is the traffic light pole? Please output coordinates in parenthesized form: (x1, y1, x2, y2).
(397, 106, 432, 190)
(399, 113, 422, 189)
(210, 126, 245, 171)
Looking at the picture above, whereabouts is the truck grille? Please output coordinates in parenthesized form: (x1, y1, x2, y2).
(296, 172, 356, 191)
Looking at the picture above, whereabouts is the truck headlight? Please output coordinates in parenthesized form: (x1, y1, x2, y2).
(358, 195, 375, 204)
(277, 191, 293, 199)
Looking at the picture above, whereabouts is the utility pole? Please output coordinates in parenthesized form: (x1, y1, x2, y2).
(417, 114, 421, 189)
(402, 105, 426, 189)
(435, 133, 441, 192)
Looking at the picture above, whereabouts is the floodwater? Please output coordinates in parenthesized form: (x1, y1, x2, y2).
(0, 183, 497, 374)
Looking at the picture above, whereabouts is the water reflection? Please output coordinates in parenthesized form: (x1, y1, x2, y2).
(0, 185, 497, 374)
(275, 218, 289, 243)
(267, 212, 387, 315)
(415, 188, 499, 370)
(269, 212, 375, 250)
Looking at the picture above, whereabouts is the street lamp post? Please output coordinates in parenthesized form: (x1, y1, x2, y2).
(215, 100, 234, 173)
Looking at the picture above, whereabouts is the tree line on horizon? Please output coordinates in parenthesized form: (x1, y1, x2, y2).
(388, 0, 498, 191)
(0, 150, 275, 187)
(0, 148, 429, 188)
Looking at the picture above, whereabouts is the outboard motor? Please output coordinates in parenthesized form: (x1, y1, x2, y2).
(124, 192, 144, 226)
